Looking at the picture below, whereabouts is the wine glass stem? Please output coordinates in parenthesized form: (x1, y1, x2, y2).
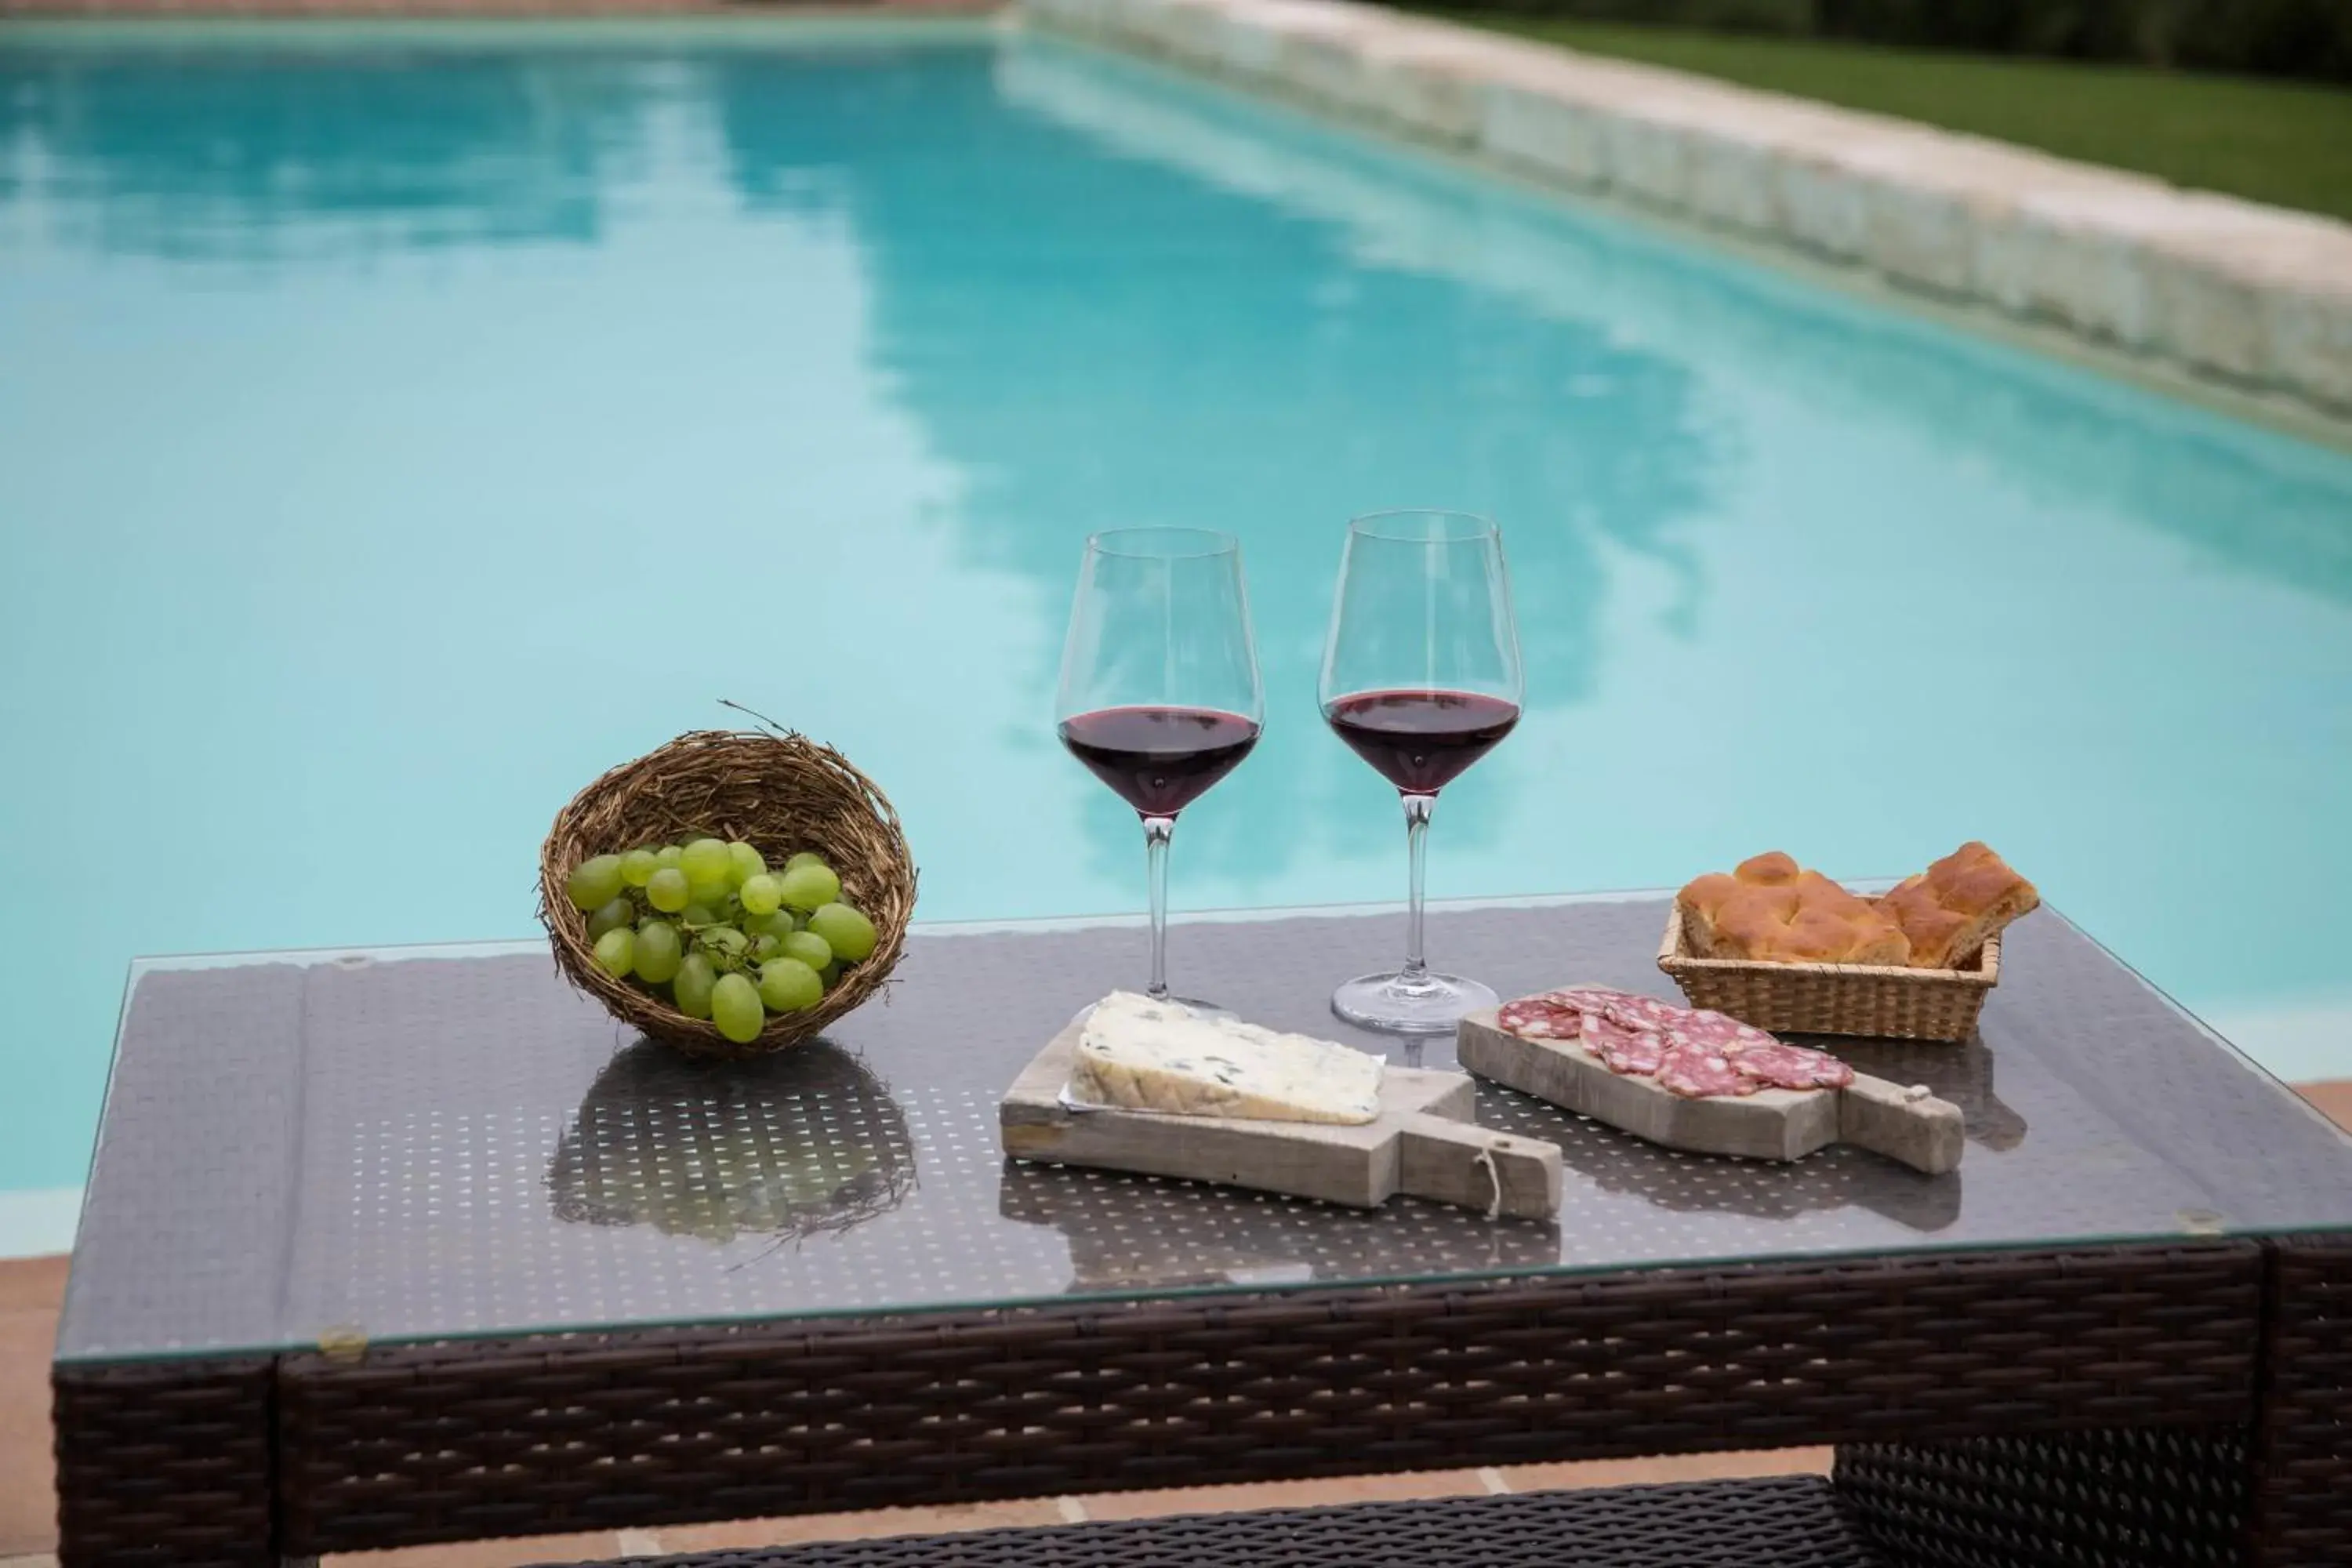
(1143, 814, 1174, 1001)
(1400, 791, 1434, 981)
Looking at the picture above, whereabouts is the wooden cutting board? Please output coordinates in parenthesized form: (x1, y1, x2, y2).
(1000, 1019, 1563, 1218)
(1457, 1007, 1964, 1175)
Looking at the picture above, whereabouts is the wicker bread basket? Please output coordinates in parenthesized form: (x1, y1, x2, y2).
(539, 729, 916, 1060)
(1656, 905, 1998, 1043)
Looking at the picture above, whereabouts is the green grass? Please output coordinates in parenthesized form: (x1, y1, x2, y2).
(1425, 15, 2352, 222)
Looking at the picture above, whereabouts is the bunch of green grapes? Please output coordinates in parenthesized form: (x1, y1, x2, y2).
(564, 837, 881, 1045)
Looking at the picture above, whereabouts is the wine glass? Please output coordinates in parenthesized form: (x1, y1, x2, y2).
(1057, 528, 1265, 1009)
(1320, 510, 1523, 1033)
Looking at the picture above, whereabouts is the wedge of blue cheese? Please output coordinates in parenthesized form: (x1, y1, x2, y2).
(1071, 991, 1384, 1125)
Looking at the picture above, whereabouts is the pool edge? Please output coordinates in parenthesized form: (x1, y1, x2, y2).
(1013, 0, 2352, 446)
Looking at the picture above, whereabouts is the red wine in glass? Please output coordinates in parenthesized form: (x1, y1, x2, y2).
(1057, 528, 1265, 1007)
(1058, 705, 1262, 817)
(1319, 510, 1524, 1035)
(1322, 689, 1519, 796)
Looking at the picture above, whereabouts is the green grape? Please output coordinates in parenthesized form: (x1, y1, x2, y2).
(750, 934, 782, 962)
(701, 925, 749, 956)
(634, 920, 683, 984)
(685, 871, 733, 907)
(739, 873, 782, 916)
(673, 952, 717, 1018)
(655, 844, 684, 870)
(807, 902, 877, 963)
(567, 854, 626, 910)
(682, 903, 718, 929)
(726, 841, 767, 887)
(587, 897, 636, 940)
(681, 837, 731, 886)
(749, 908, 801, 938)
(818, 960, 840, 990)
(647, 868, 691, 913)
(592, 927, 635, 978)
(785, 851, 829, 873)
(711, 973, 764, 1044)
(619, 848, 659, 888)
(757, 957, 823, 1013)
(780, 930, 832, 971)
(779, 862, 841, 912)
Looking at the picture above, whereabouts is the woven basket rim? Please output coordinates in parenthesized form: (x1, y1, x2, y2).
(1655, 906, 2001, 989)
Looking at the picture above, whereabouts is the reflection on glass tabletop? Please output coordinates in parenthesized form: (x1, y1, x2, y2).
(57, 895, 2352, 1363)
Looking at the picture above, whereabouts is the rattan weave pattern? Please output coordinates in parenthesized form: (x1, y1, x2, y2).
(63, 902, 2352, 1364)
(536, 1477, 1885, 1567)
(57, 904, 2352, 1568)
(1833, 1425, 2250, 1566)
(58, 960, 305, 1362)
(275, 1241, 2260, 1554)
(2249, 1232, 2352, 1567)
(51, 1355, 275, 1568)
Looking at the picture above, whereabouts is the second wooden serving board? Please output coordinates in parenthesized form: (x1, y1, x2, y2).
(1457, 1004, 1965, 1175)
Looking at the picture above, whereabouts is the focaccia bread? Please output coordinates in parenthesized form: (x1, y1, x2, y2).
(1876, 841, 2040, 970)
(1678, 852, 1911, 966)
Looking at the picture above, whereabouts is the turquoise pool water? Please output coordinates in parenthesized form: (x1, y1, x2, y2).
(4, 20, 2350, 1229)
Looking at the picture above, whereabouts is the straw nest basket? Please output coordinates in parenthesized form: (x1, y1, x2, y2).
(1657, 906, 1998, 1043)
(539, 729, 916, 1061)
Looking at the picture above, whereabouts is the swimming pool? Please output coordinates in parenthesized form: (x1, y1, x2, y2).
(3, 19, 2349, 1245)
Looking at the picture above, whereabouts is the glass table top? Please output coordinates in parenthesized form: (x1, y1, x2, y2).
(56, 895, 2352, 1363)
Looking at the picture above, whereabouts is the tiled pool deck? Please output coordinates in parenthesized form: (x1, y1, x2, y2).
(1019, 0, 2352, 428)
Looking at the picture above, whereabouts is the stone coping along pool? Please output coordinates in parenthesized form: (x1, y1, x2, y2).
(1018, 0, 2352, 427)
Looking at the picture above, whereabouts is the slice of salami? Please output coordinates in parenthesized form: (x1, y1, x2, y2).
(1662, 1008, 1778, 1057)
(1729, 1040, 1856, 1091)
(1497, 995, 1584, 1040)
(1503, 988, 1595, 1013)
(1550, 985, 1635, 1011)
(1600, 993, 1689, 1033)
(1656, 1042, 1759, 1098)
(1584, 1014, 1666, 1076)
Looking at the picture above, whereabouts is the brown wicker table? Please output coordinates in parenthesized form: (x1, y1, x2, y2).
(50, 897, 2352, 1567)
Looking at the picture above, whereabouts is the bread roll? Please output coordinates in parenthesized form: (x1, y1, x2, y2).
(1877, 841, 2039, 969)
(1678, 855, 1910, 966)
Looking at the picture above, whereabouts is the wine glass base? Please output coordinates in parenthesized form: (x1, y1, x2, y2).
(1330, 971, 1500, 1036)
